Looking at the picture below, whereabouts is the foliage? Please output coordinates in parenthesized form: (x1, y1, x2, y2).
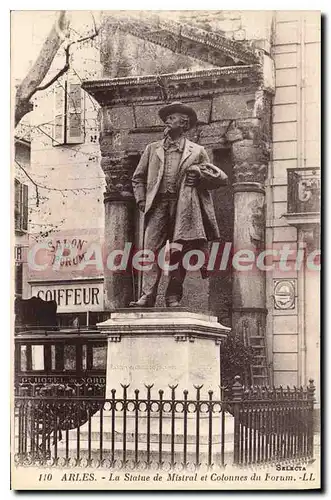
(220, 334, 256, 387)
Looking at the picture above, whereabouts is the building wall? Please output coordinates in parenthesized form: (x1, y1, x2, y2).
(26, 40, 105, 318)
(15, 123, 31, 299)
(267, 12, 320, 393)
(29, 41, 104, 237)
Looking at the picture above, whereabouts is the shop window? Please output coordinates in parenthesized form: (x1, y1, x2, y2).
(64, 345, 76, 371)
(92, 346, 107, 370)
(82, 344, 87, 371)
(31, 345, 44, 371)
(20, 345, 27, 371)
(51, 344, 62, 371)
(53, 79, 85, 145)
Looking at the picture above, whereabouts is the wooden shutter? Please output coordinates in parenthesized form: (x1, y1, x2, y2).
(15, 262, 23, 295)
(14, 180, 28, 231)
(66, 83, 85, 144)
(22, 184, 28, 231)
(53, 83, 65, 145)
(14, 179, 21, 230)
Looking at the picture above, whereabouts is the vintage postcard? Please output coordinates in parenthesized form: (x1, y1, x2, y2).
(11, 10, 321, 490)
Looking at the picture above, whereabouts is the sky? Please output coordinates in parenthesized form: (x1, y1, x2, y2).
(11, 11, 58, 81)
(11, 11, 102, 82)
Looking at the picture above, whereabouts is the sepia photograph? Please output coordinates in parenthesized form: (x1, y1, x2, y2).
(11, 9, 321, 490)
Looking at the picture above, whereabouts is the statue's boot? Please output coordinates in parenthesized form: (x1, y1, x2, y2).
(129, 294, 156, 308)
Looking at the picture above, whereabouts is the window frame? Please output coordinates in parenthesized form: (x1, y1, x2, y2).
(53, 78, 85, 146)
(14, 179, 28, 232)
(15, 340, 107, 375)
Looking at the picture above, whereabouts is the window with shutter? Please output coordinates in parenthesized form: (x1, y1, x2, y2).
(14, 180, 28, 232)
(53, 79, 85, 145)
(14, 179, 21, 230)
(53, 83, 65, 145)
(66, 82, 85, 144)
(15, 263, 23, 296)
(22, 184, 28, 231)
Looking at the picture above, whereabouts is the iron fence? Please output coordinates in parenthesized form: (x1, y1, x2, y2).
(231, 377, 315, 466)
(14, 377, 315, 470)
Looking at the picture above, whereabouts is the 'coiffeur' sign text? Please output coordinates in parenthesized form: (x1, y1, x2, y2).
(30, 282, 104, 312)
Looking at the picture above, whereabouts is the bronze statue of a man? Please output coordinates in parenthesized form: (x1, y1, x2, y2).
(130, 101, 228, 307)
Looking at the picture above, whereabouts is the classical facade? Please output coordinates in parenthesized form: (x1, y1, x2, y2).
(22, 11, 320, 396)
(83, 11, 320, 393)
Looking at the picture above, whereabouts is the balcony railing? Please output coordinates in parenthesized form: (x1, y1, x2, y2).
(287, 167, 320, 215)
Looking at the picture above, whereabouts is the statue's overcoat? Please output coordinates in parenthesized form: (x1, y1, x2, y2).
(132, 138, 228, 242)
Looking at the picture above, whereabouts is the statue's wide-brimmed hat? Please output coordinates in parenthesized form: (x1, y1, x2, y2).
(159, 101, 198, 129)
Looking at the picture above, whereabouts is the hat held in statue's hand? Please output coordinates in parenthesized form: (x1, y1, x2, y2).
(159, 101, 198, 129)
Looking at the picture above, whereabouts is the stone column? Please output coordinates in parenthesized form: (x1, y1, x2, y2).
(227, 126, 269, 350)
(101, 151, 135, 309)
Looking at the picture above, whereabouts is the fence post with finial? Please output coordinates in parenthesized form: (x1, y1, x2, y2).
(145, 383, 154, 465)
(168, 384, 178, 467)
(232, 375, 244, 465)
(307, 379, 315, 457)
(121, 383, 130, 465)
(111, 388, 116, 464)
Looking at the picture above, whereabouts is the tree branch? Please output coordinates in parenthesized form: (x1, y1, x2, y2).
(15, 11, 69, 127)
(15, 158, 102, 207)
(15, 159, 40, 207)
(32, 26, 100, 95)
(15, 11, 100, 127)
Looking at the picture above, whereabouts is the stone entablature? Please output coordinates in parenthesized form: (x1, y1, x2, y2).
(82, 65, 263, 106)
(83, 62, 272, 190)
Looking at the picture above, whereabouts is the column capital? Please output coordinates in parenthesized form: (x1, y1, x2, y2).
(101, 154, 135, 203)
(231, 138, 269, 185)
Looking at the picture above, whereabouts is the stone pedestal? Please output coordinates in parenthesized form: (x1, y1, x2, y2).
(96, 309, 230, 463)
(97, 309, 229, 397)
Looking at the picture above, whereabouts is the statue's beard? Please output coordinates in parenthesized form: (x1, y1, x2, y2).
(164, 125, 184, 138)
